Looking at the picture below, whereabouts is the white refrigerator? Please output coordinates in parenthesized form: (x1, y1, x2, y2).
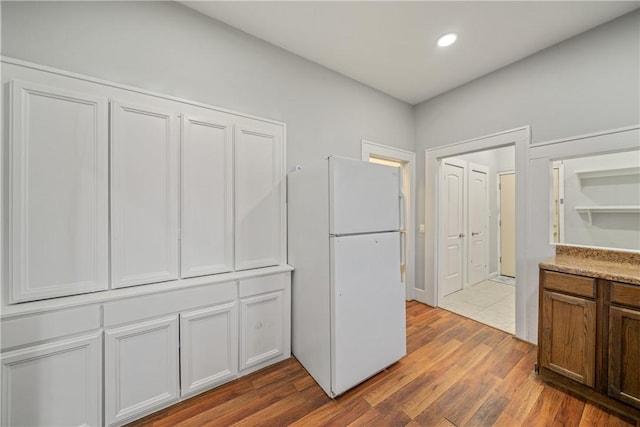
(288, 155, 406, 398)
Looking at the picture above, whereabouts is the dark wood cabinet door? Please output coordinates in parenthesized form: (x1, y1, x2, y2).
(608, 306, 640, 409)
(541, 290, 597, 387)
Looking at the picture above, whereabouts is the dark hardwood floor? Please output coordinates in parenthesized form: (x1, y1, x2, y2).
(129, 301, 636, 426)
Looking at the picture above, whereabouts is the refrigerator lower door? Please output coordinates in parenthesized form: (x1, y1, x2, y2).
(330, 232, 406, 396)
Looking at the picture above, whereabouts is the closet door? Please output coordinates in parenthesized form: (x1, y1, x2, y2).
(234, 119, 285, 271)
(111, 100, 179, 288)
(181, 113, 233, 278)
(9, 80, 109, 302)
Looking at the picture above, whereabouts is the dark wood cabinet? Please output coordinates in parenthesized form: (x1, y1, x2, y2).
(608, 282, 640, 410)
(541, 290, 596, 387)
(538, 269, 640, 422)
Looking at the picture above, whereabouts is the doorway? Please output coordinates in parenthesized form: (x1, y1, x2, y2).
(361, 140, 416, 300)
(423, 126, 529, 340)
(438, 146, 516, 334)
(499, 172, 516, 278)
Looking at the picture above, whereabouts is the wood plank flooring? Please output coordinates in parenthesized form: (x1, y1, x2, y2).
(129, 301, 636, 426)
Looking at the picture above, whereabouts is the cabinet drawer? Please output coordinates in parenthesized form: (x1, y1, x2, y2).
(1, 305, 100, 350)
(544, 271, 595, 298)
(611, 282, 640, 309)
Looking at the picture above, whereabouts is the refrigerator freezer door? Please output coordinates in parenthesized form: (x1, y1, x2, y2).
(329, 156, 401, 235)
(330, 232, 406, 396)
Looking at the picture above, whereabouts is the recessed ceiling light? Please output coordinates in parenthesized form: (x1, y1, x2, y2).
(437, 33, 458, 47)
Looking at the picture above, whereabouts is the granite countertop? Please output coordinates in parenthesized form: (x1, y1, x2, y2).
(540, 245, 640, 286)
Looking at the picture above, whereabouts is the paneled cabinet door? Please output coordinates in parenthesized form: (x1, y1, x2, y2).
(541, 291, 597, 387)
(180, 302, 238, 397)
(181, 113, 233, 278)
(240, 290, 284, 371)
(608, 306, 640, 409)
(1, 332, 102, 427)
(111, 100, 179, 288)
(105, 316, 179, 426)
(9, 79, 109, 302)
(234, 119, 285, 271)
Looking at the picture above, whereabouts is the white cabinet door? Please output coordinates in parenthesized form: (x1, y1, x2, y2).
(111, 100, 179, 288)
(240, 290, 284, 371)
(9, 80, 109, 302)
(180, 302, 238, 397)
(181, 113, 233, 278)
(1, 332, 102, 427)
(105, 316, 179, 426)
(234, 119, 285, 270)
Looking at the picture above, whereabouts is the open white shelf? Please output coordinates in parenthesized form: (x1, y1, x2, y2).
(576, 166, 640, 188)
(575, 205, 640, 225)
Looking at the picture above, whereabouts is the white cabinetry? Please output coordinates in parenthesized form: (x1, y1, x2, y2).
(9, 80, 109, 302)
(180, 302, 238, 397)
(239, 273, 291, 372)
(235, 119, 285, 271)
(111, 100, 179, 289)
(2, 58, 291, 427)
(181, 112, 234, 278)
(1, 332, 102, 427)
(104, 316, 179, 426)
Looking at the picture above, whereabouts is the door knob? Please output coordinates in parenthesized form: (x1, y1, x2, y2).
(471, 232, 479, 236)
(458, 233, 465, 238)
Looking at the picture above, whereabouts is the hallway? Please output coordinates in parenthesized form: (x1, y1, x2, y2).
(440, 279, 515, 334)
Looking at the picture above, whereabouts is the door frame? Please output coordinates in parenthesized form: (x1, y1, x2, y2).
(423, 126, 530, 340)
(551, 162, 565, 244)
(497, 170, 515, 278)
(361, 140, 416, 300)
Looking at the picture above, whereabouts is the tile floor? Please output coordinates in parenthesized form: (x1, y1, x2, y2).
(439, 279, 515, 334)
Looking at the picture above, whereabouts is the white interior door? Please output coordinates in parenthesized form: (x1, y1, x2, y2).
(468, 163, 489, 286)
(440, 159, 466, 297)
(499, 173, 516, 278)
(331, 232, 406, 396)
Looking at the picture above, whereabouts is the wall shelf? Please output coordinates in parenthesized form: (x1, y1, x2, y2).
(576, 167, 640, 188)
(575, 205, 640, 225)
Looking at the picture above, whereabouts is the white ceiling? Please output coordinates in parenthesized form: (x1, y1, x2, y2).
(181, 1, 639, 105)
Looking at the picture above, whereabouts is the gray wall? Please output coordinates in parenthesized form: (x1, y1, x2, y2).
(3, 1, 639, 298)
(1, 0, 414, 173)
(414, 10, 640, 291)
